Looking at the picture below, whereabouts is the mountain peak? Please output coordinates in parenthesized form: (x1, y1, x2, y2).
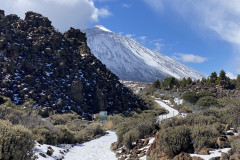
(94, 25, 112, 32)
(85, 26, 204, 82)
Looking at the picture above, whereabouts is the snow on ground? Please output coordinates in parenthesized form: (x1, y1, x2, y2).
(174, 98, 183, 105)
(34, 143, 72, 160)
(190, 148, 231, 160)
(64, 130, 117, 160)
(156, 100, 179, 121)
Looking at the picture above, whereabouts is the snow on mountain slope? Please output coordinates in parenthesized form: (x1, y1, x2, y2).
(84, 25, 204, 82)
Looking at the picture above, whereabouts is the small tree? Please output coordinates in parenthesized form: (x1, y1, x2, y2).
(218, 69, 227, 82)
(180, 77, 187, 87)
(208, 72, 218, 84)
(162, 77, 179, 89)
(236, 74, 240, 88)
(152, 79, 161, 88)
(186, 77, 192, 85)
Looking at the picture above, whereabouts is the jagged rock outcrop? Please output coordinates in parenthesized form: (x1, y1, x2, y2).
(0, 9, 146, 115)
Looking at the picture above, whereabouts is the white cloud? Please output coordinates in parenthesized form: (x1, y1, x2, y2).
(145, 0, 240, 46)
(143, 0, 163, 12)
(226, 72, 237, 79)
(139, 36, 147, 41)
(154, 43, 164, 52)
(0, 0, 111, 32)
(125, 34, 135, 39)
(173, 53, 207, 63)
(122, 3, 132, 8)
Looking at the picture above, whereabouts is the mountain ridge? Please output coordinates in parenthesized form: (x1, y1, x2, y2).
(85, 25, 204, 82)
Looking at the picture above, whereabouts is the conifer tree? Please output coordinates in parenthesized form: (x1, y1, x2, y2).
(236, 74, 240, 88)
(208, 72, 218, 84)
(152, 79, 161, 88)
(218, 69, 227, 82)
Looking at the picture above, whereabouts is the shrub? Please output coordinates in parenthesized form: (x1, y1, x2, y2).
(56, 125, 75, 144)
(196, 96, 218, 107)
(136, 116, 156, 138)
(123, 129, 140, 149)
(32, 126, 58, 145)
(84, 123, 104, 137)
(198, 91, 215, 98)
(49, 112, 81, 125)
(191, 124, 221, 152)
(158, 126, 191, 158)
(181, 92, 199, 104)
(231, 138, 240, 154)
(0, 120, 35, 160)
(116, 122, 133, 142)
(179, 106, 192, 113)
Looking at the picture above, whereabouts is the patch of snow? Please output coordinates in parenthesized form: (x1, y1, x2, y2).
(34, 143, 69, 160)
(190, 148, 231, 160)
(174, 98, 183, 105)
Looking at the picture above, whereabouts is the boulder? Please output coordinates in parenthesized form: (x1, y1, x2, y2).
(173, 152, 192, 160)
(199, 148, 214, 155)
(230, 153, 240, 160)
(217, 136, 231, 148)
(220, 152, 230, 160)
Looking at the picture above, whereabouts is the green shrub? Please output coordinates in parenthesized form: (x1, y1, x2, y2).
(84, 123, 104, 136)
(56, 125, 75, 144)
(0, 120, 35, 160)
(196, 96, 218, 107)
(123, 129, 140, 149)
(116, 122, 133, 142)
(191, 124, 221, 152)
(231, 138, 240, 154)
(136, 116, 156, 138)
(198, 91, 215, 98)
(49, 112, 81, 125)
(181, 92, 199, 104)
(32, 126, 58, 145)
(179, 106, 192, 113)
(159, 126, 191, 158)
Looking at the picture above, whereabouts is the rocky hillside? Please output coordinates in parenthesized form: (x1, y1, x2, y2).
(0, 10, 146, 115)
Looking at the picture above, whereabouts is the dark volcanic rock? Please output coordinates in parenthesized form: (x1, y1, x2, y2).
(0, 10, 146, 115)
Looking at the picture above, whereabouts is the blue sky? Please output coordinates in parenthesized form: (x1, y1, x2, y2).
(1, 0, 240, 78)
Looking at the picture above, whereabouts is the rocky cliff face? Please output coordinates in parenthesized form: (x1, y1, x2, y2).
(0, 10, 146, 115)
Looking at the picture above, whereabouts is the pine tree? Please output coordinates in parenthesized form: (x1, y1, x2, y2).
(152, 79, 161, 88)
(218, 69, 227, 82)
(208, 72, 218, 84)
(186, 77, 192, 85)
(236, 74, 240, 88)
(180, 78, 187, 87)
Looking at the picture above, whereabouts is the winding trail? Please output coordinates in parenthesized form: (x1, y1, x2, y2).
(156, 100, 179, 121)
(63, 100, 177, 160)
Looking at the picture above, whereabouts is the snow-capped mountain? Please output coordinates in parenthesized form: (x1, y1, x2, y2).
(84, 25, 204, 82)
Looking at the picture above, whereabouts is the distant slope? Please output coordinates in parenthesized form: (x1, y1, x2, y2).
(85, 25, 204, 82)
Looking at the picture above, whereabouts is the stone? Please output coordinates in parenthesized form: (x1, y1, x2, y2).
(220, 152, 230, 160)
(217, 136, 231, 148)
(199, 148, 214, 155)
(173, 152, 192, 160)
(230, 153, 240, 160)
(209, 157, 220, 160)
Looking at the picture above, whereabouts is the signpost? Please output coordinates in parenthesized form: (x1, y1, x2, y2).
(99, 111, 107, 124)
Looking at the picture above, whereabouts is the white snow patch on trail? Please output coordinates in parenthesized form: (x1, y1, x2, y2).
(64, 130, 117, 160)
(156, 100, 179, 121)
